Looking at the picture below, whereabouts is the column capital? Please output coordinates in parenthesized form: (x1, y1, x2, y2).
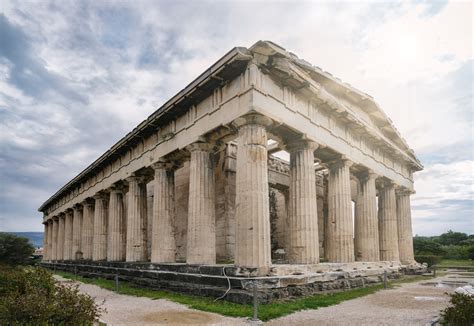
(327, 156, 353, 170)
(286, 138, 319, 153)
(355, 169, 379, 182)
(378, 178, 396, 189)
(92, 192, 109, 201)
(52, 215, 59, 221)
(125, 175, 147, 184)
(65, 209, 74, 216)
(151, 159, 175, 171)
(232, 113, 273, 129)
(82, 198, 95, 208)
(107, 183, 126, 194)
(186, 140, 215, 153)
(396, 186, 415, 196)
(72, 203, 83, 211)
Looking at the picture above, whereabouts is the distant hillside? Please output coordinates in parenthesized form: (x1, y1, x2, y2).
(9, 232, 44, 248)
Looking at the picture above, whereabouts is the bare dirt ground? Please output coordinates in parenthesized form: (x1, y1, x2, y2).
(55, 272, 472, 325)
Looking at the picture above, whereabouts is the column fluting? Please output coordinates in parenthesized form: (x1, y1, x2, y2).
(186, 142, 216, 264)
(151, 162, 176, 263)
(43, 222, 49, 261)
(57, 214, 65, 260)
(397, 189, 415, 264)
(92, 195, 108, 261)
(126, 176, 148, 262)
(233, 114, 272, 271)
(107, 187, 126, 261)
(354, 171, 380, 261)
(81, 200, 94, 260)
(378, 181, 400, 261)
(326, 159, 354, 263)
(287, 140, 320, 264)
(47, 220, 53, 261)
(51, 217, 59, 261)
(63, 210, 73, 260)
(72, 206, 83, 260)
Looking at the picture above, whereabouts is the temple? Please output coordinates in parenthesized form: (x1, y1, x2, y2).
(39, 41, 423, 302)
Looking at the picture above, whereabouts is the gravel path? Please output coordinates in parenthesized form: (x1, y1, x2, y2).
(266, 278, 454, 326)
(55, 276, 247, 325)
(55, 275, 465, 325)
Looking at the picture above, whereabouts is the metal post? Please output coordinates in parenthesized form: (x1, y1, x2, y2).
(115, 273, 119, 292)
(74, 265, 77, 280)
(383, 271, 388, 289)
(433, 266, 436, 277)
(252, 281, 259, 321)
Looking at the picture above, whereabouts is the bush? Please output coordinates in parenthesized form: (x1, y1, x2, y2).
(0, 266, 103, 324)
(415, 255, 442, 266)
(441, 245, 471, 260)
(0, 233, 35, 266)
(413, 237, 445, 256)
(440, 292, 474, 325)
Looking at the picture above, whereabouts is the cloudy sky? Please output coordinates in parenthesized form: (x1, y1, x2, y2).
(0, 0, 472, 235)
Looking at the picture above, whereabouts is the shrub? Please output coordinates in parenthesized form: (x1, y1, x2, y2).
(414, 255, 442, 266)
(413, 237, 445, 256)
(0, 233, 35, 266)
(0, 266, 103, 324)
(440, 292, 474, 325)
(441, 245, 470, 260)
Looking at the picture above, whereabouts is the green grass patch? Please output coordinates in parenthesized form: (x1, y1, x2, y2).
(54, 271, 430, 321)
(438, 259, 474, 267)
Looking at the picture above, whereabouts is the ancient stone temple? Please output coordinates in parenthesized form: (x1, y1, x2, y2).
(39, 41, 423, 302)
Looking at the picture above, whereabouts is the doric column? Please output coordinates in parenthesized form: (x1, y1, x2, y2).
(326, 159, 354, 263)
(186, 142, 216, 264)
(51, 217, 58, 260)
(151, 161, 176, 263)
(233, 114, 272, 270)
(72, 205, 83, 260)
(354, 171, 380, 262)
(126, 176, 148, 262)
(57, 214, 65, 260)
(92, 194, 108, 261)
(43, 221, 49, 261)
(107, 186, 126, 261)
(47, 220, 53, 261)
(63, 210, 73, 260)
(287, 140, 320, 264)
(378, 180, 400, 261)
(81, 200, 94, 260)
(397, 188, 415, 264)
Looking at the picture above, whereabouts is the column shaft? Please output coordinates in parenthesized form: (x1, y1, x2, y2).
(326, 160, 354, 262)
(397, 191, 415, 264)
(186, 144, 216, 264)
(354, 173, 380, 261)
(47, 221, 53, 261)
(72, 207, 83, 260)
(288, 142, 319, 264)
(107, 189, 125, 261)
(51, 218, 58, 260)
(234, 115, 272, 270)
(64, 211, 73, 260)
(92, 196, 108, 261)
(81, 202, 94, 260)
(43, 222, 49, 261)
(57, 215, 65, 260)
(378, 182, 400, 261)
(126, 177, 148, 262)
(151, 164, 176, 263)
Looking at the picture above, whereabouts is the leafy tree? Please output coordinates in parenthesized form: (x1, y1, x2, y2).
(0, 266, 103, 324)
(413, 236, 445, 255)
(440, 292, 474, 325)
(437, 230, 469, 246)
(0, 233, 34, 266)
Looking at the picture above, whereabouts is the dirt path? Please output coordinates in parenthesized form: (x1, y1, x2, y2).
(266, 277, 456, 326)
(55, 276, 247, 325)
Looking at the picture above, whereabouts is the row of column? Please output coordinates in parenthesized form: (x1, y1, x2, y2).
(43, 113, 415, 268)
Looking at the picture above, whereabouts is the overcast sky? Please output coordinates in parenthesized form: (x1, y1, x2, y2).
(0, 0, 472, 235)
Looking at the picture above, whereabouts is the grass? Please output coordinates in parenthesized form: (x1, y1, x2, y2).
(55, 271, 431, 321)
(437, 259, 474, 267)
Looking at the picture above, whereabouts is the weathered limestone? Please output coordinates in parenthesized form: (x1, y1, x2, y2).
(287, 140, 320, 264)
(126, 176, 148, 262)
(57, 214, 65, 260)
(397, 189, 415, 264)
(51, 217, 58, 260)
(186, 142, 216, 264)
(47, 220, 53, 261)
(354, 171, 380, 262)
(378, 181, 400, 261)
(92, 195, 108, 261)
(107, 187, 126, 261)
(63, 210, 73, 260)
(43, 222, 49, 260)
(151, 162, 176, 263)
(72, 206, 83, 260)
(326, 159, 354, 263)
(81, 200, 94, 260)
(234, 115, 272, 270)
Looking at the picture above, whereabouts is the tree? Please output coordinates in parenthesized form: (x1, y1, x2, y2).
(438, 230, 469, 246)
(0, 233, 35, 266)
(413, 236, 445, 255)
